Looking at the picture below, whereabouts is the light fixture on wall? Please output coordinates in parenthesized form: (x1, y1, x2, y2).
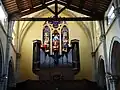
(0, 74, 7, 82)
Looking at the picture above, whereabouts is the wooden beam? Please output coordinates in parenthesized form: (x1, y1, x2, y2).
(57, 6, 66, 15)
(15, 0, 21, 11)
(92, 0, 97, 14)
(58, 1, 91, 16)
(11, 17, 103, 21)
(47, 7, 55, 14)
(9, 1, 55, 20)
(42, 0, 46, 4)
(66, 0, 72, 6)
(55, 0, 58, 17)
(28, 0, 33, 9)
(79, 0, 85, 9)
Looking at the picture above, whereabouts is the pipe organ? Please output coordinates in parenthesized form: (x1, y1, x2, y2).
(32, 20, 80, 79)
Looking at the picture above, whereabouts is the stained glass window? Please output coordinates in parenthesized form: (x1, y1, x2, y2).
(43, 26, 50, 52)
(52, 30, 60, 52)
(61, 25, 69, 52)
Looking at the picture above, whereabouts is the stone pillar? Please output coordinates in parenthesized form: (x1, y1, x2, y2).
(3, 21, 13, 90)
(4, 36, 12, 90)
(99, 21, 109, 90)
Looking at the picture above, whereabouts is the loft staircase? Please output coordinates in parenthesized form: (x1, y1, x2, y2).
(12, 79, 102, 90)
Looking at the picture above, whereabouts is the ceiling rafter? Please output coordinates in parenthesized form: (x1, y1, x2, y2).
(92, 0, 97, 14)
(56, 0, 72, 16)
(47, 6, 55, 14)
(57, 0, 104, 18)
(42, 0, 66, 17)
(79, 0, 85, 9)
(9, 1, 55, 20)
(55, 0, 58, 17)
(28, 0, 33, 9)
(15, 0, 21, 11)
(46, 1, 66, 16)
(57, 6, 66, 15)
(66, 0, 72, 6)
(2, 0, 112, 21)
(42, 0, 46, 4)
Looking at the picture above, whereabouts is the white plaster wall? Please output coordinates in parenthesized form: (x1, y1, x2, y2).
(94, 13, 120, 75)
(105, 19, 120, 70)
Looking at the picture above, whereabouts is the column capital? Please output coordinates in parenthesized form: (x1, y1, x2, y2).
(100, 34, 106, 42)
(7, 35, 13, 43)
(91, 52, 95, 57)
(16, 53, 21, 59)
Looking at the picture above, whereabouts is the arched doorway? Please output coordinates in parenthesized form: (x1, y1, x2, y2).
(111, 41, 120, 90)
(98, 58, 106, 90)
(7, 57, 15, 90)
(111, 41, 120, 75)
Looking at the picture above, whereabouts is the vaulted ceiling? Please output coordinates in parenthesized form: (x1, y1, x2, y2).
(2, 0, 112, 21)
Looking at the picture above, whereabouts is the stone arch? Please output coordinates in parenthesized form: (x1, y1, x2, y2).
(0, 39, 4, 76)
(98, 56, 106, 89)
(109, 36, 120, 90)
(109, 36, 120, 74)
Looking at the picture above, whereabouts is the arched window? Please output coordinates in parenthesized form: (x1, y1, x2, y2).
(61, 25, 69, 52)
(0, 5, 7, 26)
(43, 26, 50, 52)
(107, 4, 115, 25)
(52, 30, 60, 52)
(111, 41, 120, 75)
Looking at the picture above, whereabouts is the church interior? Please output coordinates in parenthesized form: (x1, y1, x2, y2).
(0, 0, 120, 90)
